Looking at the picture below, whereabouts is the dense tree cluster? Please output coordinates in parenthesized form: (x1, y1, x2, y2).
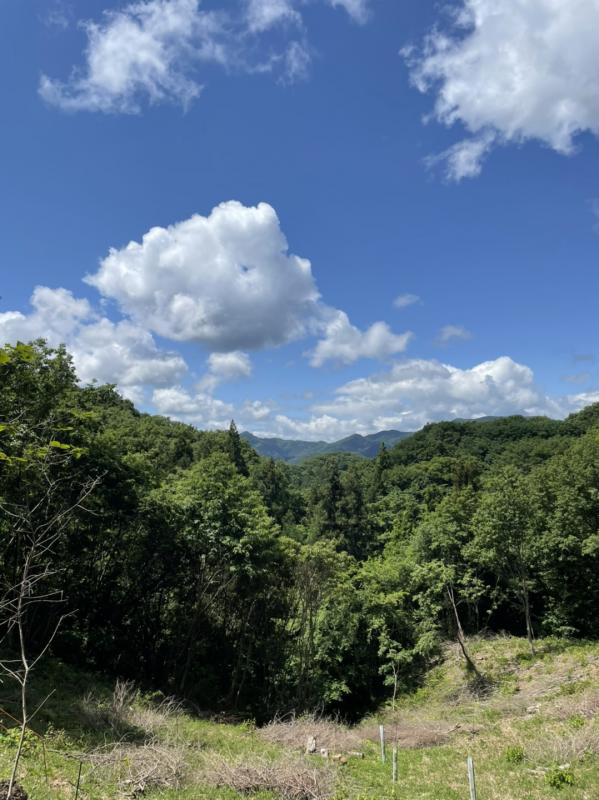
(2, 341, 599, 719)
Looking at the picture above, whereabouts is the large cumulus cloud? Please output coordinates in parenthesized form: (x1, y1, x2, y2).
(87, 201, 409, 364)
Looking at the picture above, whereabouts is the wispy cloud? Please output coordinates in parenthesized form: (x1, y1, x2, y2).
(42, 1, 74, 30)
(40, 0, 371, 113)
(394, 293, 420, 309)
(574, 354, 595, 363)
(561, 372, 591, 385)
(437, 324, 472, 344)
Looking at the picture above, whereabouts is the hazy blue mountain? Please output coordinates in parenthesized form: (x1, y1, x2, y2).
(242, 429, 411, 463)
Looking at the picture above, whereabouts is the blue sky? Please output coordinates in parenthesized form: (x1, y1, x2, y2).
(1, 0, 599, 439)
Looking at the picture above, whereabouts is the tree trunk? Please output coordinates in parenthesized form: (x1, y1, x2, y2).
(521, 583, 535, 656)
(446, 584, 483, 679)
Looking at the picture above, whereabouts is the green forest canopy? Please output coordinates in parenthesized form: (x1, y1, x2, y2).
(2, 341, 599, 720)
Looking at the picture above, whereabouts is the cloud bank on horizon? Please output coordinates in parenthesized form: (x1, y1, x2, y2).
(0, 198, 594, 440)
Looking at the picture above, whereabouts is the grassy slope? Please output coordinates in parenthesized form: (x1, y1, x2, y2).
(1, 636, 599, 799)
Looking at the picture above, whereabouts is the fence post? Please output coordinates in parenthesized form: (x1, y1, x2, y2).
(467, 755, 477, 800)
(379, 724, 385, 764)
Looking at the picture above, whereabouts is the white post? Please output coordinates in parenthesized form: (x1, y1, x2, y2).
(379, 724, 385, 763)
(467, 756, 477, 800)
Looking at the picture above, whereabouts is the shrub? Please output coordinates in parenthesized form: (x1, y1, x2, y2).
(0, 728, 38, 755)
(546, 767, 575, 789)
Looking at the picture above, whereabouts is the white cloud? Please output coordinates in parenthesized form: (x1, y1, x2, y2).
(199, 350, 252, 392)
(245, 0, 301, 33)
(87, 201, 321, 351)
(152, 385, 233, 425)
(405, 0, 599, 179)
(394, 293, 420, 309)
(246, 0, 368, 30)
(328, 0, 369, 24)
(3, 288, 594, 440)
(43, 1, 73, 30)
(242, 400, 273, 420)
(0, 286, 92, 341)
(438, 324, 472, 344)
(309, 356, 566, 435)
(87, 201, 407, 365)
(74, 317, 187, 389)
(427, 133, 496, 182)
(0, 286, 187, 398)
(241, 354, 599, 440)
(310, 310, 413, 366)
(268, 413, 359, 441)
(40, 0, 228, 113)
(281, 40, 312, 83)
(568, 390, 599, 409)
(207, 351, 252, 381)
(40, 0, 371, 113)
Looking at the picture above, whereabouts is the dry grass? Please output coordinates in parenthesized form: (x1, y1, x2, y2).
(361, 718, 453, 750)
(525, 724, 599, 766)
(200, 753, 336, 800)
(86, 740, 188, 795)
(552, 691, 599, 721)
(79, 679, 182, 739)
(258, 714, 362, 754)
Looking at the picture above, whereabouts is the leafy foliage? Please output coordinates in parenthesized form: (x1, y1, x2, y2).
(2, 340, 599, 717)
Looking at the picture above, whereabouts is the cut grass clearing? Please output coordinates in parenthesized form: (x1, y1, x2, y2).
(0, 636, 599, 799)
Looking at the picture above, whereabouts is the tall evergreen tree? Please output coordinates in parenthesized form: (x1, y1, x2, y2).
(227, 419, 249, 475)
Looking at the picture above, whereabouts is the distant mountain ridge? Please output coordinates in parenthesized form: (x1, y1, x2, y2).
(241, 429, 412, 464)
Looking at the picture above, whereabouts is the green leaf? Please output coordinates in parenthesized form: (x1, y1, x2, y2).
(49, 440, 71, 450)
(15, 343, 35, 362)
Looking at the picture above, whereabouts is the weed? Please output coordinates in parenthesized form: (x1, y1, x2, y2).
(505, 745, 525, 764)
(545, 766, 575, 788)
(0, 729, 37, 755)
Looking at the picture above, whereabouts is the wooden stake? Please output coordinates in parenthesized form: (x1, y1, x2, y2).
(467, 755, 477, 800)
(392, 745, 398, 785)
(42, 739, 49, 784)
(379, 724, 385, 763)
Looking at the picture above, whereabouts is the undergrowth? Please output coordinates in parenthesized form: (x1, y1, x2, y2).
(0, 636, 598, 799)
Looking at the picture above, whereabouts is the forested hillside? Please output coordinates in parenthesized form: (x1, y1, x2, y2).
(241, 430, 411, 463)
(2, 341, 599, 722)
